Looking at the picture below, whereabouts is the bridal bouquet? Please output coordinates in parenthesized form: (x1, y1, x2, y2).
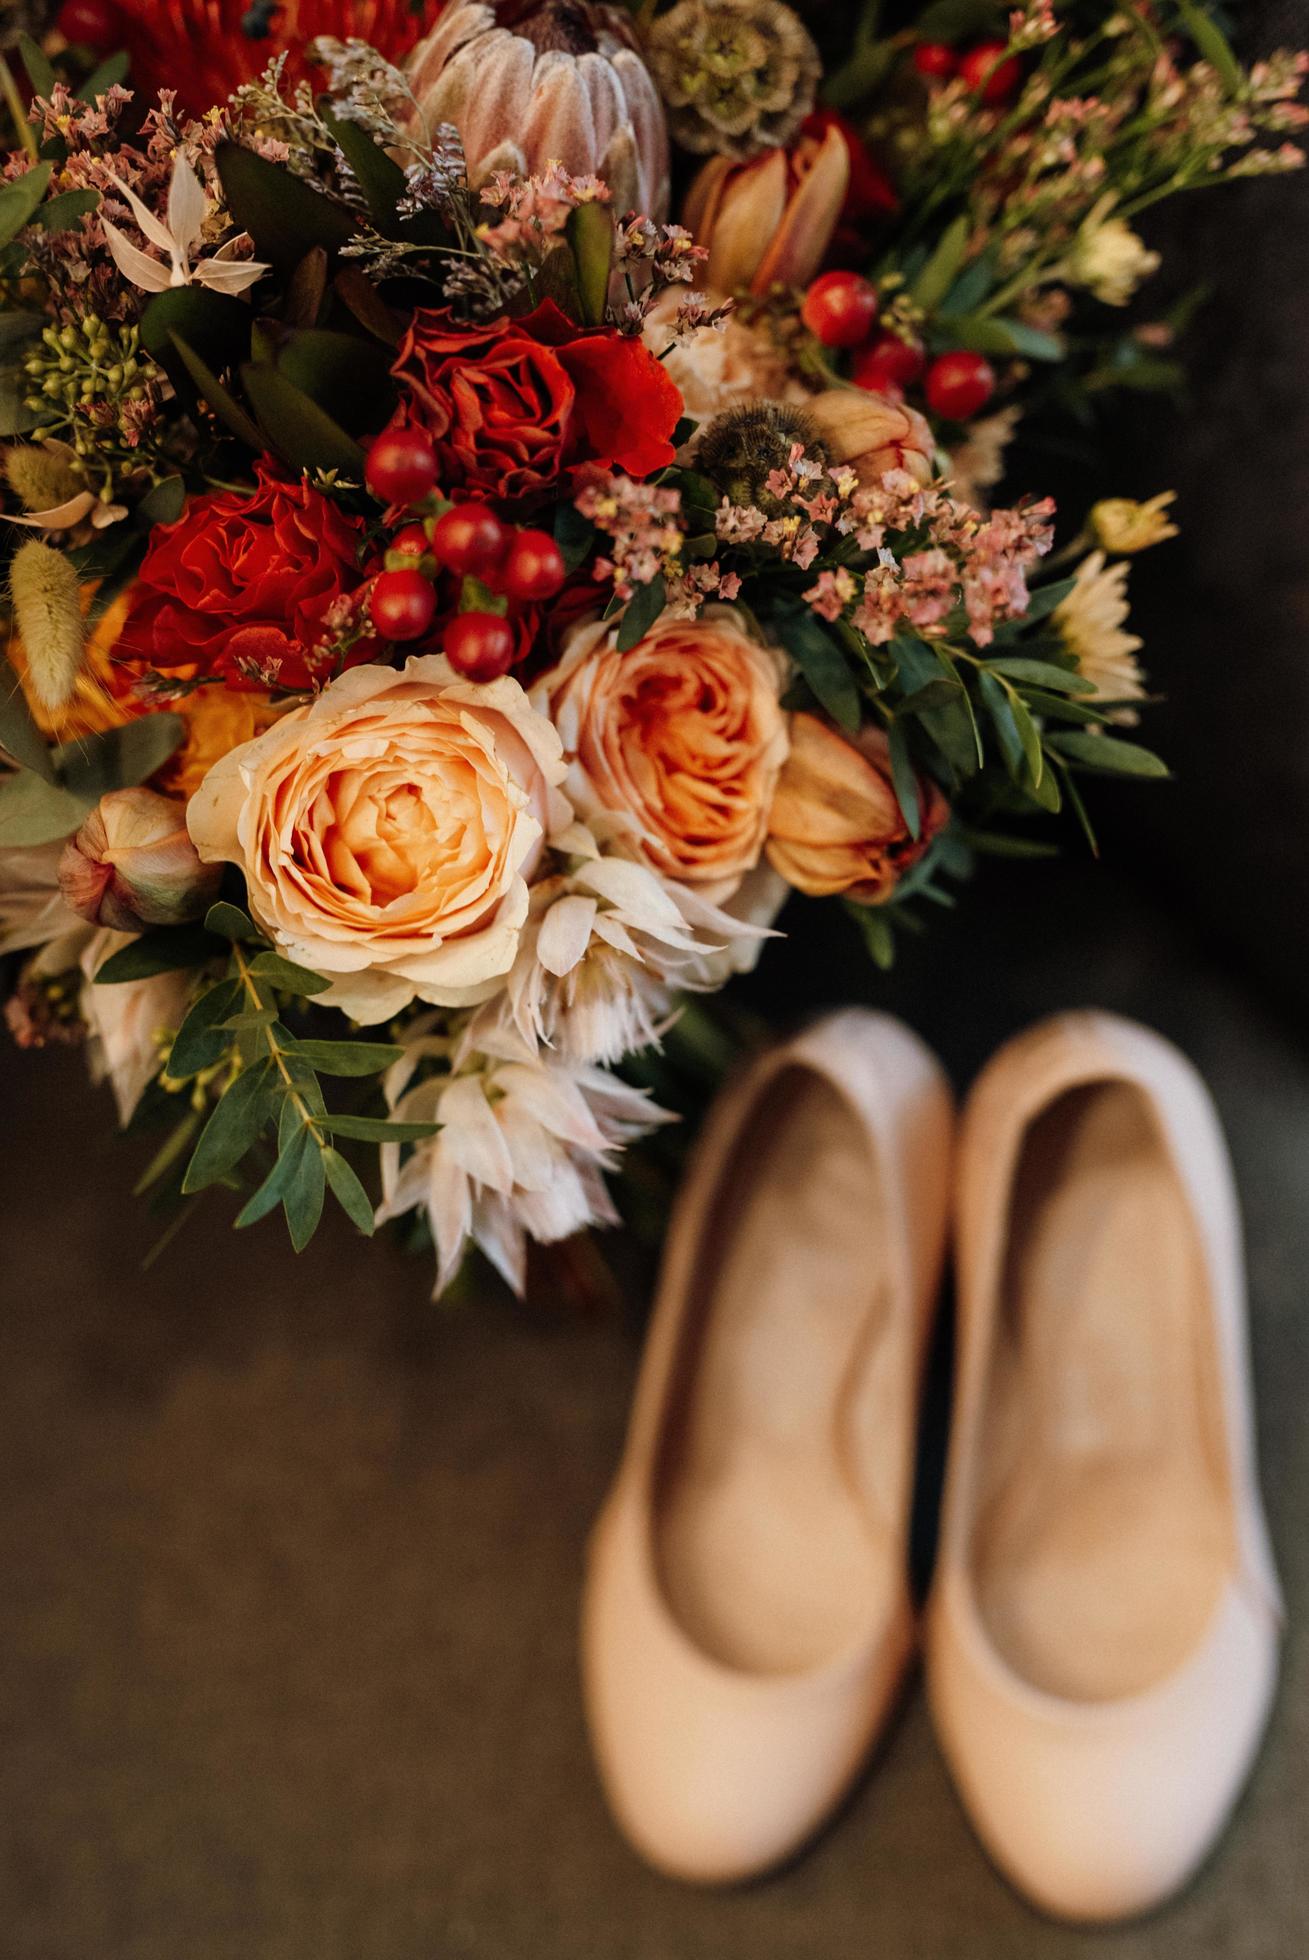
(0, 0, 1302, 1288)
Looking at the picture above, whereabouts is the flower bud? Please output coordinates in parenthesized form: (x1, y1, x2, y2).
(59, 788, 221, 933)
(805, 387, 934, 487)
(766, 714, 947, 902)
(1090, 492, 1178, 554)
(683, 119, 849, 295)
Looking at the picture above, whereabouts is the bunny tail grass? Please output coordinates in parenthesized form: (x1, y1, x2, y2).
(8, 537, 86, 713)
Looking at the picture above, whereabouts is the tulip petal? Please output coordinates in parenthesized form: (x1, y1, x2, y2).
(753, 126, 850, 292)
(708, 148, 790, 295)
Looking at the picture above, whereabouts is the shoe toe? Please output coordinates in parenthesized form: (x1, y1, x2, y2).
(930, 1582, 1280, 1924)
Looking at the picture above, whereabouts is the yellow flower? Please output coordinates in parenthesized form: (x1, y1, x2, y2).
(1053, 551, 1146, 721)
(1091, 492, 1179, 554)
(160, 685, 285, 802)
(1066, 196, 1160, 306)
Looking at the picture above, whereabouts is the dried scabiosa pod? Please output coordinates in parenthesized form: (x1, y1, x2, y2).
(695, 400, 826, 511)
(646, 0, 821, 159)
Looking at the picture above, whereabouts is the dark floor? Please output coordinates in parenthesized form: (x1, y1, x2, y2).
(1, 855, 1306, 1960)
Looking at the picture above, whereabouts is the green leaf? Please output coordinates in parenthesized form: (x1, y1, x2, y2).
(912, 215, 971, 313)
(1007, 687, 1044, 787)
(847, 899, 896, 970)
(0, 365, 43, 437)
(283, 1038, 404, 1076)
(205, 900, 263, 942)
(0, 311, 43, 352)
(234, 1126, 311, 1228)
(1057, 759, 1099, 854)
(949, 315, 1064, 362)
(978, 669, 1026, 783)
(1046, 731, 1171, 778)
(321, 1113, 441, 1143)
(897, 677, 965, 715)
(0, 671, 56, 781)
(553, 500, 595, 573)
(775, 610, 860, 733)
(276, 328, 395, 433)
(31, 188, 99, 234)
(954, 826, 1061, 860)
(0, 767, 88, 844)
(217, 141, 358, 273)
(168, 331, 263, 450)
(285, 246, 329, 329)
(54, 712, 185, 800)
(323, 1146, 376, 1235)
(1174, 0, 1242, 90)
(140, 285, 253, 387)
(166, 978, 243, 1080)
(333, 265, 403, 346)
(319, 107, 407, 228)
(1019, 575, 1078, 623)
(181, 1059, 275, 1193)
(282, 1126, 327, 1251)
(567, 200, 614, 328)
(247, 951, 332, 995)
(78, 50, 130, 99)
(885, 717, 921, 840)
(17, 34, 56, 102)
(132, 1109, 203, 1197)
(95, 925, 217, 982)
(616, 572, 666, 652)
(241, 362, 366, 475)
(985, 656, 1093, 693)
(135, 475, 186, 528)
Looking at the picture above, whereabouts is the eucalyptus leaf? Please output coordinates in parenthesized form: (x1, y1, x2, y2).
(275, 328, 394, 432)
(319, 107, 407, 228)
(205, 901, 263, 942)
(54, 713, 185, 800)
(95, 925, 218, 982)
(1174, 0, 1242, 90)
(616, 573, 666, 652)
(282, 1129, 327, 1251)
(323, 1147, 376, 1235)
(949, 315, 1064, 361)
(247, 951, 332, 995)
(333, 265, 403, 346)
(181, 1059, 276, 1193)
(167, 979, 243, 1081)
(553, 500, 596, 574)
(136, 475, 187, 528)
(0, 158, 55, 246)
(885, 718, 921, 840)
(31, 188, 99, 234)
(1047, 731, 1171, 777)
(242, 363, 366, 475)
(0, 673, 56, 782)
(17, 34, 56, 102)
(774, 610, 860, 733)
(284, 1038, 404, 1076)
(78, 51, 130, 100)
(0, 767, 89, 845)
(0, 367, 43, 437)
(321, 1113, 441, 1143)
(217, 142, 357, 273)
(567, 200, 614, 327)
(913, 215, 971, 313)
(235, 1126, 311, 1228)
(168, 332, 263, 449)
(978, 669, 1025, 783)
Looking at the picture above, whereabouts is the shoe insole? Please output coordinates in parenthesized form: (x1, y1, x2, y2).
(653, 1069, 908, 1675)
(974, 1082, 1233, 1702)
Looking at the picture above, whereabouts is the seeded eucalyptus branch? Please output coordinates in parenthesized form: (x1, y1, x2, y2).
(96, 901, 440, 1252)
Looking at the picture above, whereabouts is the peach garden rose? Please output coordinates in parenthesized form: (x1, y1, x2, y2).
(186, 656, 570, 1024)
(765, 713, 948, 903)
(533, 609, 789, 904)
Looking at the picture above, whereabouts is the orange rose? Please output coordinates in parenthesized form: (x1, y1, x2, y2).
(187, 655, 570, 1024)
(766, 714, 948, 902)
(535, 609, 788, 902)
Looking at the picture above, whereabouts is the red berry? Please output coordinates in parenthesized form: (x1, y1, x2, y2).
(853, 331, 926, 393)
(431, 503, 511, 583)
(912, 42, 957, 80)
(369, 569, 437, 642)
(801, 271, 879, 351)
(501, 528, 566, 603)
(958, 41, 1022, 103)
(57, 0, 122, 51)
(390, 523, 431, 558)
(445, 611, 517, 683)
(924, 351, 996, 421)
(365, 426, 438, 507)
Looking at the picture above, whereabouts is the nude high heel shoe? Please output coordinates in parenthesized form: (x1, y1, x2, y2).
(928, 1011, 1282, 1923)
(581, 1010, 953, 1883)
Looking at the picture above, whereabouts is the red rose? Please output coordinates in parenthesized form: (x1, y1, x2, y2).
(116, 464, 371, 689)
(390, 303, 683, 502)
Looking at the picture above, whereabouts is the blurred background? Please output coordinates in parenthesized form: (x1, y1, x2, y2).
(2, 3, 1307, 1955)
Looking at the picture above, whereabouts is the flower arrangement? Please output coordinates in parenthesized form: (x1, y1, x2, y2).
(0, 0, 1303, 1291)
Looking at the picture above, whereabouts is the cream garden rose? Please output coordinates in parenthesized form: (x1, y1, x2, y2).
(533, 610, 789, 904)
(187, 656, 569, 1024)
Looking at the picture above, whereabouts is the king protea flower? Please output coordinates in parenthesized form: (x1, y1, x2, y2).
(117, 0, 432, 114)
(405, 0, 670, 217)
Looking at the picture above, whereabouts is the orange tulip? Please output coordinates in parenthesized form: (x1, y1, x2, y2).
(683, 121, 850, 296)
